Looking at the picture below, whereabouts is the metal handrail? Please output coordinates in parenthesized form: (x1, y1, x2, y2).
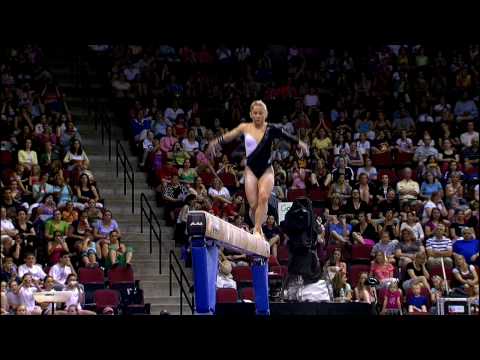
(100, 108, 112, 162)
(169, 250, 194, 315)
(139, 193, 163, 274)
(115, 140, 135, 214)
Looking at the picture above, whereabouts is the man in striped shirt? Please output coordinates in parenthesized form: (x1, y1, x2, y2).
(426, 223, 453, 269)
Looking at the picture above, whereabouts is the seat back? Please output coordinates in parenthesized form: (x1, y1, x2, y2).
(94, 289, 121, 311)
(239, 287, 255, 302)
(287, 189, 307, 202)
(79, 267, 105, 284)
(231, 266, 253, 284)
(216, 288, 238, 304)
(108, 266, 135, 285)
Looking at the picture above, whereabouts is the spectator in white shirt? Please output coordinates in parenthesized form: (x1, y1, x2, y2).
(460, 121, 479, 148)
(140, 130, 155, 168)
(208, 178, 231, 204)
(49, 252, 76, 289)
(426, 224, 453, 269)
(280, 115, 295, 135)
(421, 191, 448, 223)
(18, 273, 42, 315)
(235, 45, 251, 62)
(395, 130, 414, 153)
(356, 133, 371, 156)
(18, 253, 46, 283)
(304, 88, 320, 109)
(181, 129, 200, 155)
(60, 274, 96, 315)
(216, 260, 237, 289)
(164, 103, 185, 123)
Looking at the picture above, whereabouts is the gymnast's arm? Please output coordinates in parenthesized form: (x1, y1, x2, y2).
(206, 123, 247, 157)
(272, 124, 309, 155)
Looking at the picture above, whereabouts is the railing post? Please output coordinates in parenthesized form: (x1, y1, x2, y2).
(108, 124, 112, 162)
(123, 163, 127, 195)
(158, 238, 161, 275)
(159, 225, 162, 274)
(140, 197, 143, 234)
(169, 253, 172, 296)
(180, 287, 183, 316)
(149, 207, 152, 255)
(101, 114, 105, 145)
(116, 141, 119, 178)
(131, 171, 135, 214)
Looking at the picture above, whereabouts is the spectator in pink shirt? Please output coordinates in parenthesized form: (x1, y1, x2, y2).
(159, 126, 177, 154)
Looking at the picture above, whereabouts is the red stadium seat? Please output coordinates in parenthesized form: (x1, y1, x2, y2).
(108, 266, 134, 284)
(199, 171, 215, 187)
(216, 288, 238, 303)
(231, 266, 253, 285)
(239, 287, 255, 302)
(268, 255, 280, 268)
(94, 289, 121, 313)
(219, 173, 237, 188)
(393, 151, 414, 167)
(428, 264, 453, 282)
(371, 151, 393, 168)
(309, 188, 328, 203)
(79, 268, 105, 284)
(80, 268, 106, 304)
(349, 264, 371, 288)
(287, 189, 307, 202)
(351, 244, 374, 262)
(277, 245, 289, 265)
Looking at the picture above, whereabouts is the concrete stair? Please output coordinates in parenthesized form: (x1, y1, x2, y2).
(73, 107, 192, 316)
(46, 51, 194, 315)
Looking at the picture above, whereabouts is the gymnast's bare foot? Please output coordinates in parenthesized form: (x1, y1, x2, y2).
(253, 228, 265, 240)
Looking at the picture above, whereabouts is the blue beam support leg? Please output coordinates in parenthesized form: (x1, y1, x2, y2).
(191, 237, 218, 314)
(252, 257, 270, 315)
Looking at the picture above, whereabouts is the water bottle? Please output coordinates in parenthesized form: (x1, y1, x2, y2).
(339, 288, 345, 303)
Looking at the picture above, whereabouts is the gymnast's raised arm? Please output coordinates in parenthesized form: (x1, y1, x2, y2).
(272, 124, 310, 156)
(206, 123, 247, 158)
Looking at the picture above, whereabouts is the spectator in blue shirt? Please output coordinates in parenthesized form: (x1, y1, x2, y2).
(131, 109, 152, 142)
(453, 227, 480, 265)
(420, 172, 443, 200)
(328, 215, 352, 245)
(408, 283, 428, 313)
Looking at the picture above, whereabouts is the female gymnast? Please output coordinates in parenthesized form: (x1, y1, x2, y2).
(207, 100, 309, 239)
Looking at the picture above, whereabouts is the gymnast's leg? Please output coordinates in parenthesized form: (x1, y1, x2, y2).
(244, 167, 259, 225)
(254, 166, 274, 237)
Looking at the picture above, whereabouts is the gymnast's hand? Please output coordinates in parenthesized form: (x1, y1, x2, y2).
(298, 140, 310, 157)
(206, 140, 221, 159)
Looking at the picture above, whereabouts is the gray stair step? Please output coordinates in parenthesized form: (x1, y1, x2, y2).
(143, 295, 192, 306)
(149, 304, 193, 315)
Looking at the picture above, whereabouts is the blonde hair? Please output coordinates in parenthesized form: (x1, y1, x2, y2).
(250, 100, 268, 117)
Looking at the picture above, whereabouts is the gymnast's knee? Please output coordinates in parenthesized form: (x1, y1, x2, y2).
(258, 191, 270, 204)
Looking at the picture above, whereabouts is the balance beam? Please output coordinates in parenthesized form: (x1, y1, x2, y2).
(187, 211, 270, 315)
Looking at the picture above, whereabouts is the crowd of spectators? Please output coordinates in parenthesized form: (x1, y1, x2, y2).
(109, 44, 479, 314)
(0, 46, 133, 315)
